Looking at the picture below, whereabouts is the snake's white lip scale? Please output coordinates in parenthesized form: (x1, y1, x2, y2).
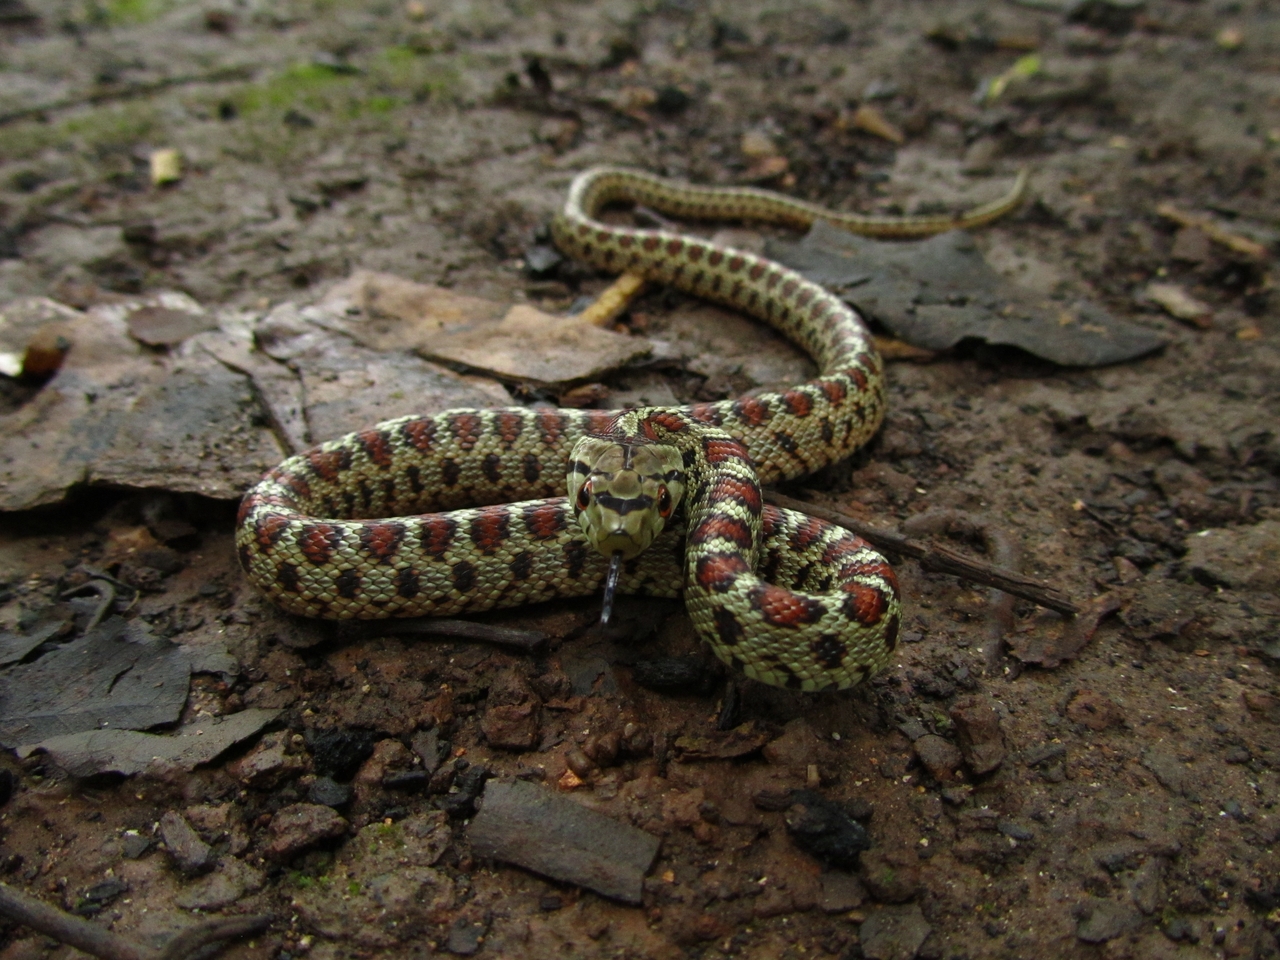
(236, 166, 1027, 692)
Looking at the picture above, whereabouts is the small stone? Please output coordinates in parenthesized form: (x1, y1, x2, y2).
(1184, 521, 1280, 592)
(819, 871, 867, 912)
(1074, 898, 1141, 943)
(912, 735, 963, 782)
(763, 718, 822, 767)
(445, 914, 489, 956)
(266, 803, 348, 861)
(159, 811, 216, 877)
(411, 727, 445, 775)
(174, 858, 264, 911)
(121, 833, 153, 859)
(784, 791, 871, 869)
(859, 903, 931, 960)
(1126, 859, 1163, 915)
(949, 696, 1006, 775)
(308, 776, 353, 808)
(227, 733, 307, 789)
(480, 670, 542, 752)
(1065, 689, 1125, 731)
(859, 848, 922, 904)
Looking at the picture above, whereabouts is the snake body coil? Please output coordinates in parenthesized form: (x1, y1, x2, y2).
(237, 167, 1026, 690)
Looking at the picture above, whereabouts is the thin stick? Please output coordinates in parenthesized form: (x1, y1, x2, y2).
(765, 491, 1079, 616)
(340, 618, 548, 652)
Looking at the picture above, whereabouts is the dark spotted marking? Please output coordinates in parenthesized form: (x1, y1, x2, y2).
(772, 431, 799, 455)
(396, 568, 420, 599)
(788, 516, 827, 552)
(732, 396, 771, 426)
(585, 410, 617, 435)
(714, 475, 763, 516)
(688, 245, 703, 262)
(522, 452, 541, 484)
(781, 279, 798, 298)
(236, 495, 255, 527)
(536, 409, 569, 445)
(749, 262, 766, 280)
(564, 540, 589, 580)
(237, 543, 254, 574)
(356, 429, 394, 468)
(619, 234, 634, 248)
(277, 563, 301, 593)
(449, 412, 483, 450)
(441, 458, 461, 487)
(307, 448, 350, 483)
(811, 634, 847, 671)
(382, 478, 397, 506)
(483, 453, 502, 483)
(781, 390, 813, 417)
(406, 465, 424, 495)
(689, 514, 754, 550)
(748, 584, 825, 627)
(694, 553, 751, 593)
(688, 403, 721, 425)
(254, 514, 290, 549)
(401, 418, 436, 452)
(452, 559, 476, 594)
(841, 583, 889, 626)
(727, 255, 744, 272)
(360, 521, 405, 563)
(795, 288, 813, 308)
(523, 501, 567, 540)
(336, 568, 361, 599)
(469, 509, 510, 555)
(708, 249, 724, 266)
(643, 236, 661, 252)
(510, 551, 533, 581)
(703, 436, 750, 464)
(417, 516, 456, 559)
(883, 612, 901, 651)
(299, 523, 343, 566)
(358, 479, 374, 512)
(819, 377, 848, 406)
(496, 411, 525, 447)
(666, 238, 684, 256)
(711, 606, 746, 647)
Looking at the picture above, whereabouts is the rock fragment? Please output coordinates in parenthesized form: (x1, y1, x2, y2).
(467, 779, 659, 904)
(859, 903, 932, 960)
(949, 696, 1006, 774)
(159, 811, 216, 876)
(266, 803, 348, 861)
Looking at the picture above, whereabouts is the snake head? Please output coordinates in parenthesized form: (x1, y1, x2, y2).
(569, 436, 685, 560)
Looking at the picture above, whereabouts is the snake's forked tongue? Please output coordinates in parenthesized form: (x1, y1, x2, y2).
(600, 551, 624, 625)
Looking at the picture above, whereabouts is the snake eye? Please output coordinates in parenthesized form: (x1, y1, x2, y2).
(657, 485, 673, 518)
(576, 482, 591, 512)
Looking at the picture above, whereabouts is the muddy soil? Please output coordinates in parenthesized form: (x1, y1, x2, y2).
(0, 1, 1278, 959)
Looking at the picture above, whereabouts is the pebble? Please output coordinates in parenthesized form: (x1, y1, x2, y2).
(911, 735, 963, 782)
(445, 914, 489, 956)
(265, 803, 348, 861)
(173, 858, 264, 911)
(1074, 898, 1142, 943)
(783, 791, 871, 869)
(158, 811, 216, 876)
(1125, 859, 1163, 915)
(1065, 689, 1125, 731)
(227, 733, 307, 789)
(304, 727, 377, 780)
(819, 871, 867, 913)
(308, 776, 353, 808)
(480, 670, 542, 752)
(763, 718, 822, 768)
(858, 848, 922, 904)
(949, 696, 1006, 775)
(1184, 521, 1280, 592)
(858, 903, 931, 960)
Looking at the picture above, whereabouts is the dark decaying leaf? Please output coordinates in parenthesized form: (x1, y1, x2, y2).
(0, 616, 190, 748)
(767, 223, 1167, 366)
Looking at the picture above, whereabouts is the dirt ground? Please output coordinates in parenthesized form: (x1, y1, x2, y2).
(0, 1, 1279, 959)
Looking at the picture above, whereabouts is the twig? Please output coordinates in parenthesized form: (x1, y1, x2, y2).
(338, 618, 548, 652)
(0, 882, 269, 960)
(0, 67, 255, 126)
(1154, 202, 1270, 262)
(765, 491, 1080, 616)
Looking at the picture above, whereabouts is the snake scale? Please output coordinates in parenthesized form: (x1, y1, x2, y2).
(237, 167, 1026, 691)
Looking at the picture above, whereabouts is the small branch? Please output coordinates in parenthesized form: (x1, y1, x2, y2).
(0, 882, 270, 960)
(0, 67, 255, 126)
(339, 618, 548, 653)
(765, 491, 1080, 616)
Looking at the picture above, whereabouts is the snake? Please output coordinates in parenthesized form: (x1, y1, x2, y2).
(236, 167, 1027, 691)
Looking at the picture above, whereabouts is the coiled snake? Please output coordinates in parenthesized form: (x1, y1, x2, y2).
(236, 167, 1026, 691)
